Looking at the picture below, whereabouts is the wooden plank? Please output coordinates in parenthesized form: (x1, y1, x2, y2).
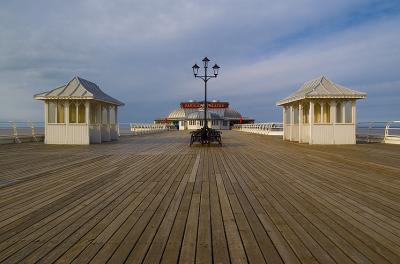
(209, 149, 231, 264)
(0, 131, 399, 264)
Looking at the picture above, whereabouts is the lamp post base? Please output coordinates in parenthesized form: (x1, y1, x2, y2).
(190, 126, 222, 146)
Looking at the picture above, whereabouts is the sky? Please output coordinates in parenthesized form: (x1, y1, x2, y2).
(0, 0, 399, 123)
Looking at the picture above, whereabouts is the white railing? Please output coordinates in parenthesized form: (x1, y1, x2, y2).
(233, 123, 284, 136)
(123, 123, 176, 136)
(0, 121, 177, 144)
(385, 121, 400, 144)
(356, 121, 400, 144)
(0, 121, 45, 143)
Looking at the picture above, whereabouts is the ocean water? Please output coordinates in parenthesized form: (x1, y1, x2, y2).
(1, 122, 399, 138)
(0, 122, 45, 137)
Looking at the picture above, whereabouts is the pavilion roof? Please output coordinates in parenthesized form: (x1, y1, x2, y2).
(276, 76, 366, 106)
(34, 76, 124, 106)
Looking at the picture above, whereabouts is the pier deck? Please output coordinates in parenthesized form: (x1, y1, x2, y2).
(0, 131, 400, 263)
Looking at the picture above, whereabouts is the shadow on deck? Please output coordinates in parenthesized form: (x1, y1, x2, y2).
(0, 131, 399, 263)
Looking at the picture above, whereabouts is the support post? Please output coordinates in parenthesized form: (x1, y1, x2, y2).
(299, 103, 303, 143)
(44, 101, 48, 144)
(65, 101, 69, 124)
(107, 105, 110, 125)
(282, 107, 286, 140)
(115, 106, 119, 137)
(320, 101, 324, 123)
(330, 101, 337, 144)
(290, 105, 294, 141)
(85, 101, 90, 124)
(11, 122, 20, 143)
(309, 101, 314, 144)
(342, 101, 346, 124)
(352, 100, 356, 144)
(65, 101, 69, 143)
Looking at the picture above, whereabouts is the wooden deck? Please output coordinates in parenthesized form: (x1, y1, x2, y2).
(0, 131, 400, 263)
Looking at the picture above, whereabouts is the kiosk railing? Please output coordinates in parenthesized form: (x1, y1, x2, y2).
(0, 121, 45, 143)
(233, 123, 284, 136)
(3, 120, 398, 144)
(357, 121, 400, 144)
(121, 123, 176, 136)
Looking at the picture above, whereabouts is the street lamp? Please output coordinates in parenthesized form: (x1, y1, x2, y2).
(212, 64, 220, 76)
(192, 64, 199, 76)
(190, 57, 222, 146)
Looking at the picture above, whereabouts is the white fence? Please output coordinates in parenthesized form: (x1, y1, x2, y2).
(0, 122, 45, 144)
(0, 121, 177, 144)
(3, 120, 399, 144)
(232, 123, 284, 136)
(357, 121, 400, 144)
(126, 123, 176, 136)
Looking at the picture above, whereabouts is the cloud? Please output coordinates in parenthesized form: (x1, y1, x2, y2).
(217, 15, 400, 94)
(0, 0, 399, 122)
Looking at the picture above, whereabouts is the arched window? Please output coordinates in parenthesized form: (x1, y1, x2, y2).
(344, 101, 352, 123)
(109, 107, 116, 124)
(48, 101, 56, 123)
(69, 102, 77, 123)
(57, 102, 65, 123)
(293, 106, 299, 124)
(323, 102, 330, 123)
(284, 107, 290, 124)
(303, 103, 309, 124)
(102, 106, 108, 124)
(336, 102, 342, 123)
(314, 103, 321, 123)
(78, 103, 85, 123)
(96, 104, 102, 124)
(90, 103, 97, 124)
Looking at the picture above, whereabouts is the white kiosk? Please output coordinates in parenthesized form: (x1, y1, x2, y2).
(34, 76, 124, 144)
(277, 76, 366, 144)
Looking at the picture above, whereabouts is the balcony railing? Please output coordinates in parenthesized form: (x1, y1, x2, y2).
(357, 121, 400, 144)
(2, 120, 399, 144)
(0, 121, 45, 143)
(118, 123, 177, 136)
(232, 123, 284, 136)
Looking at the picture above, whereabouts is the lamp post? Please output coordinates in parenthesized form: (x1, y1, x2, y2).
(191, 57, 220, 145)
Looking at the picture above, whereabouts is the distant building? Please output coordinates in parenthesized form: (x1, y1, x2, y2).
(34, 76, 124, 144)
(277, 76, 366, 144)
(155, 100, 254, 130)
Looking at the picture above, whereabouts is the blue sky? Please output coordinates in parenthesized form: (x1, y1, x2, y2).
(0, 0, 399, 123)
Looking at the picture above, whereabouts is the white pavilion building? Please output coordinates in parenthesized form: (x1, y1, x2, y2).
(155, 100, 254, 130)
(277, 76, 366, 144)
(34, 76, 124, 145)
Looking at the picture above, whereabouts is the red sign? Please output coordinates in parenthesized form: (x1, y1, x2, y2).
(181, 103, 202, 108)
(180, 102, 229, 109)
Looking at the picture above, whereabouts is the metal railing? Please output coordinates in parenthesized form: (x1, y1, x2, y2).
(0, 121, 45, 143)
(3, 120, 398, 144)
(118, 123, 177, 136)
(232, 123, 284, 136)
(357, 121, 400, 144)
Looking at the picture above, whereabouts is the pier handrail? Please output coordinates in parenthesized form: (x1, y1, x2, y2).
(356, 121, 400, 143)
(127, 123, 176, 136)
(0, 121, 45, 143)
(384, 121, 400, 142)
(233, 123, 283, 136)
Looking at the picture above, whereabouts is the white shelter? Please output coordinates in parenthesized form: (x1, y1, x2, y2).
(155, 100, 254, 130)
(34, 77, 124, 144)
(277, 76, 366, 144)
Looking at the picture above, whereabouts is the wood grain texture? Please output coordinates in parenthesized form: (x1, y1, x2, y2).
(0, 131, 399, 263)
